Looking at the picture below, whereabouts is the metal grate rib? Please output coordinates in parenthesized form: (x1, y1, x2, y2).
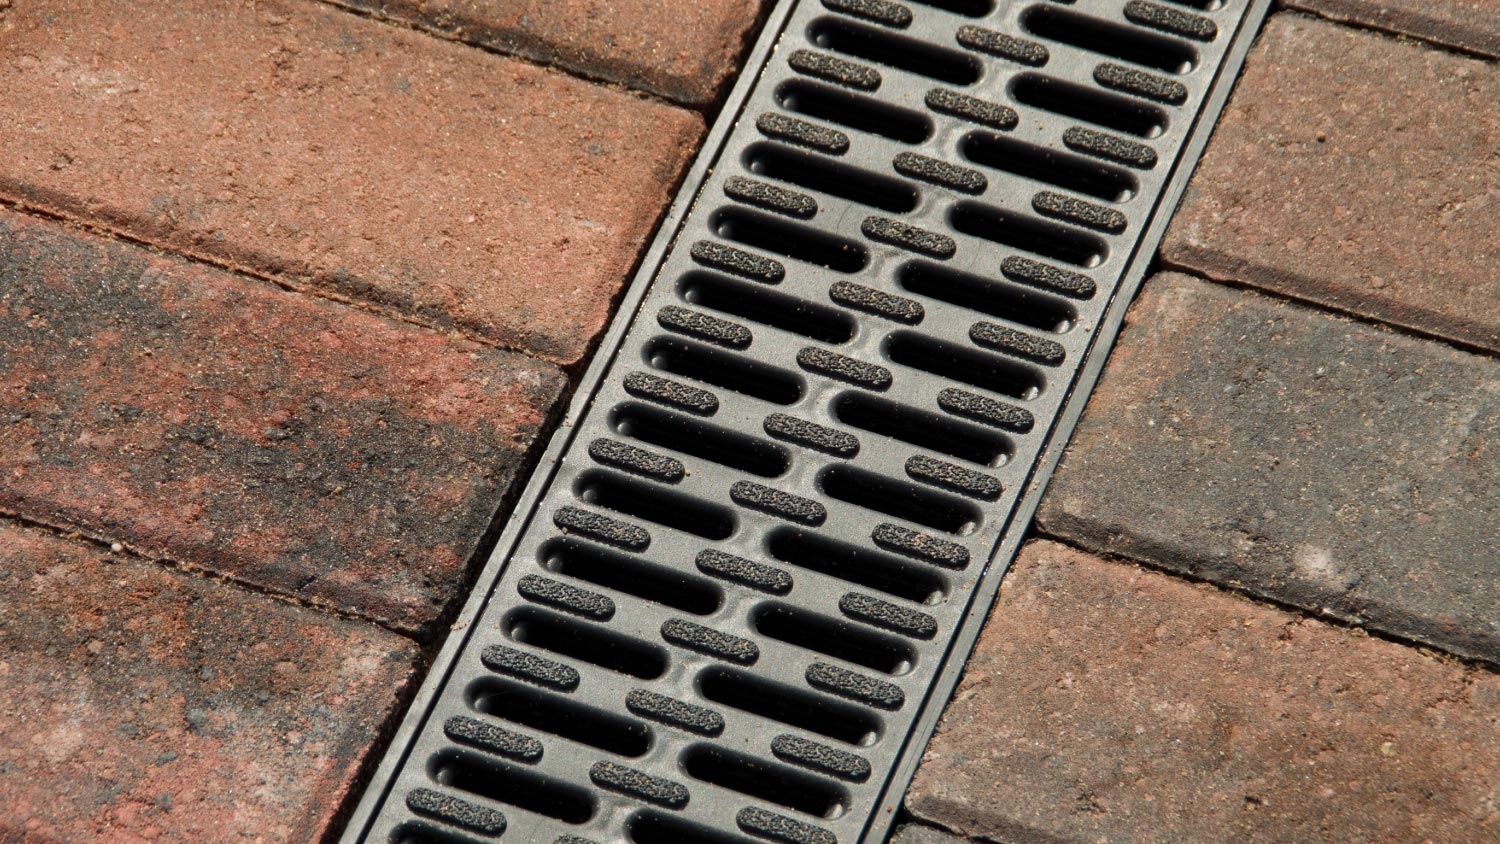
(344, 1, 1270, 843)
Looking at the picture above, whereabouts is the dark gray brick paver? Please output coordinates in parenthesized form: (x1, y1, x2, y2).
(1039, 273, 1500, 664)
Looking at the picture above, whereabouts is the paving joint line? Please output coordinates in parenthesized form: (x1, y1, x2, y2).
(1275, 4, 1500, 64)
(1158, 258, 1500, 363)
(1033, 529, 1500, 675)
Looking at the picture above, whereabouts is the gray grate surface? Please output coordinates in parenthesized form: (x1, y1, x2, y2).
(344, 1, 1269, 843)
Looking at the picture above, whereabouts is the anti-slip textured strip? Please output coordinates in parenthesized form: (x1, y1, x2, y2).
(344, 1, 1270, 843)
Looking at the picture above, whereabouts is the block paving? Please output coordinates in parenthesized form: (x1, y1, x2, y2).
(1, 1, 1498, 842)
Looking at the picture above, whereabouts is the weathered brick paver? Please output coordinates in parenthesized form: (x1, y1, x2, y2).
(891, 824, 964, 844)
(1164, 15, 1500, 354)
(1039, 273, 1500, 664)
(909, 541, 1500, 844)
(1286, 0, 1500, 58)
(330, 0, 766, 106)
(0, 519, 421, 844)
(0, 209, 565, 634)
(0, 0, 703, 365)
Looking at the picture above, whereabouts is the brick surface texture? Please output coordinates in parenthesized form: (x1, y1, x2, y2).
(909, 541, 1500, 844)
(0, 209, 565, 634)
(1286, 0, 1500, 57)
(0, 0, 703, 365)
(330, 0, 765, 106)
(0, 519, 420, 844)
(1164, 15, 1500, 354)
(1039, 274, 1500, 664)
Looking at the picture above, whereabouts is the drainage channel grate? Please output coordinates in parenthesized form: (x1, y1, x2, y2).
(345, 2, 1269, 843)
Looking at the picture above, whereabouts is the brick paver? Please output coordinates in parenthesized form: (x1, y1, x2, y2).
(1286, 0, 1500, 58)
(330, 0, 766, 106)
(1039, 273, 1500, 664)
(891, 825, 964, 844)
(0, 0, 702, 365)
(0, 519, 420, 844)
(908, 541, 1500, 844)
(0, 209, 565, 635)
(1164, 15, 1500, 354)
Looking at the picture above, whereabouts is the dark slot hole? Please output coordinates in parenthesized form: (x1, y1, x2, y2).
(645, 336, 804, 405)
(505, 606, 669, 680)
(961, 131, 1138, 202)
(1163, 0, 1223, 9)
(819, 464, 982, 535)
(886, 330, 1044, 400)
(699, 667, 882, 745)
(431, 750, 596, 824)
(753, 603, 916, 675)
(1012, 73, 1169, 138)
(712, 206, 868, 272)
(391, 822, 476, 844)
(576, 468, 737, 539)
(679, 269, 856, 344)
(809, 17, 981, 85)
(682, 745, 850, 818)
(950, 200, 1108, 268)
(744, 141, 919, 213)
(774, 80, 935, 144)
(466, 676, 652, 757)
(540, 537, 722, 616)
(767, 528, 947, 603)
(908, 0, 993, 16)
(612, 400, 792, 478)
(898, 261, 1076, 333)
(1023, 6, 1198, 73)
(834, 393, 1010, 467)
(629, 811, 757, 844)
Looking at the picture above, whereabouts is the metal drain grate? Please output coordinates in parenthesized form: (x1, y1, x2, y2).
(344, 1, 1269, 843)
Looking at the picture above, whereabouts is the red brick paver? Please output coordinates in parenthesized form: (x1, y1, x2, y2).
(909, 541, 1500, 844)
(330, 0, 766, 106)
(0, 209, 565, 635)
(0, 0, 703, 365)
(0, 519, 420, 844)
(1164, 15, 1500, 354)
(1039, 273, 1500, 665)
(1286, 0, 1500, 57)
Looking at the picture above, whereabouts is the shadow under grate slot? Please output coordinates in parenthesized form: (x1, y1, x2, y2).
(344, 1, 1271, 843)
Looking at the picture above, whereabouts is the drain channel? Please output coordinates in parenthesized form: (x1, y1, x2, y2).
(344, 1, 1269, 843)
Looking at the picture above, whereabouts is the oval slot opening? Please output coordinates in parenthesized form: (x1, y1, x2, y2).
(753, 603, 917, 675)
(466, 676, 652, 757)
(819, 464, 983, 535)
(712, 205, 869, 272)
(679, 269, 857, 344)
(681, 744, 850, 819)
(950, 201, 1108, 268)
(1022, 5, 1198, 73)
(430, 750, 596, 824)
(576, 468, 737, 540)
(744, 141, 920, 213)
(774, 80, 935, 144)
(612, 401, 793, 478)
(885, 330, 1044, 400)
(540, 537, 722, 616)
(699, 667, 882, 746)
(767, 528, 947, 604)
(1012, 73, 1169, 138)
(505, 606, 669, 680)
(961, 131, 1138, 202)
(834, 392, 1010, 467)
(898, 260, 1076, 333)
(645, 336, 805, 405)
(808, 17, 982, 85)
